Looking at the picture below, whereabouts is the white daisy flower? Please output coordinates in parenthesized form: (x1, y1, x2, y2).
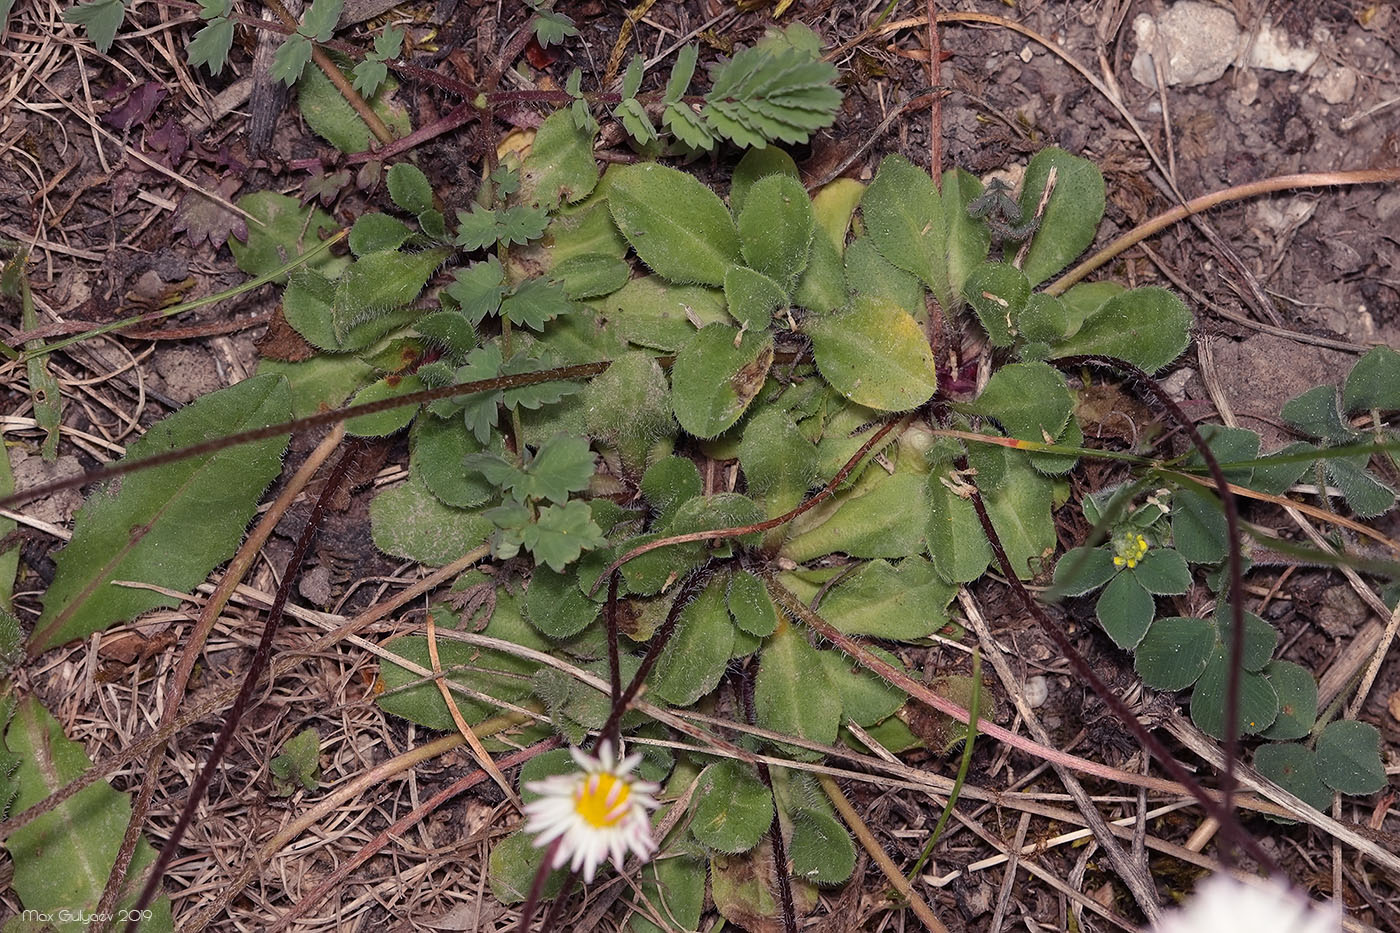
(522, 741, 661, 883)
(1153, 874, 1341, 933)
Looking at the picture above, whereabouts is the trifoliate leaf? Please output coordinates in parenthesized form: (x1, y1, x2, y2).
(501, 278, 574, 331)
(272, 33, 314, 85)
(445, 256, 505, 324)
(187, 17, 235, 75)
(532, 8, 578, 46)
(524, 434, 597, 504)
(498, 204, 549, 245)
(524, 501, 606, 572)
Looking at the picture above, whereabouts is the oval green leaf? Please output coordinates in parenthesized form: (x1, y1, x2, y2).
(671, 324, 774, 438)
(608, 162, 740, 286)
(807, 298, 937, 412)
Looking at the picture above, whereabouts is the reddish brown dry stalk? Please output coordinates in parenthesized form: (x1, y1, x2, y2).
(588, 418, 907, 595)
(268, 739, 562, 932)
(132, 439, 365, 919)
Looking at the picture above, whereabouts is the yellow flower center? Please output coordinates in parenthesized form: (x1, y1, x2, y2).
(1113, 533, 1149, 569)
(574, 773, 631, 829)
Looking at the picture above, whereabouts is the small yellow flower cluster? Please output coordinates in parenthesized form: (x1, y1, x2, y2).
(1113, 534, 1148, 569)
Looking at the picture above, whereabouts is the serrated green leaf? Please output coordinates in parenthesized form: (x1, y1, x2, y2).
(671, 324, 773, 438)
(651, 578, 734, 705)
(738, 174, 814, 292)
(65, 0, 126, 52)
(352, 58, 388, 96)
(1314, 720, 1386, 795)
(298, 0, 341, 40)
(33, 376, 290, 651)
(1261, 660, 1317, 740)
(963, 261, 1030, 347)
(692, 760, 773, 853)
(1254, 743, 1332, 812)
(386, 162, 434, 214)
(532, 7, 578, 45)
(861, 154, 948, 305)
(370, 473, 493, 566)
(501, 277, 574, 331)
(445, 256, 505, 324)
(3, 697, 175, 932)
(755, 619, 841, 759)
(1051, 286, 1192, 373)
(1189, 649, 1278, 739)
(608, 162, 740, 287)
(187, 16, 235, 74)
(523, 501, 606, 572)
(808, 298, 937, 412)
(523, 434, 597, 504)
(1016, 148, 1105, 286)
(1134, 616, 1215, 690)
(454, 205, 503, 251)
(499, 204, 549, 245)
(1249, 441, 1317, 495)
(521, 109, 598, 210)
(1095, 571, 1154, 649)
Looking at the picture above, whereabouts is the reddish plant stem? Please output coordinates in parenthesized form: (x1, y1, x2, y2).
(1052, 353, 1248, 853)
(589, 419, 904, 595)
(927, 0, 943, 189)
(601, 572, 623, 748)
(959, 465, 1270, 870)
(131, 439, 365, 919)
(269, 739, 561, 932)
(519, 839, 567, 933)
(2, 361, 611, 515)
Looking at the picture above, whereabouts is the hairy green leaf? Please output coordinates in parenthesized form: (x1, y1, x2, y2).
(608, 162, 740, 287)
(807, 298, 937, 412)
(1016, 147, 1105, 286)
(755, 620, 841, 759)
(671, 324, 773, 438)
(34, 376, 290, 651)
(3, 697, 175, 931)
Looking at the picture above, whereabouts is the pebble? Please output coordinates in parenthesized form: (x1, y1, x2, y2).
(1022, 675, 1049, 709)
(1130, 2, 1240, 89)
(1314, 65, 1359, 105)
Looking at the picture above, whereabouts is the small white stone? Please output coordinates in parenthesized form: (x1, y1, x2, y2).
(1314, 65, 1358, 105)
(1130, 2, 1241, 89)
(1019, 44, 1033, 63)
(1245, 19, 1319, 73)
(1023, 675, 1049, 709)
